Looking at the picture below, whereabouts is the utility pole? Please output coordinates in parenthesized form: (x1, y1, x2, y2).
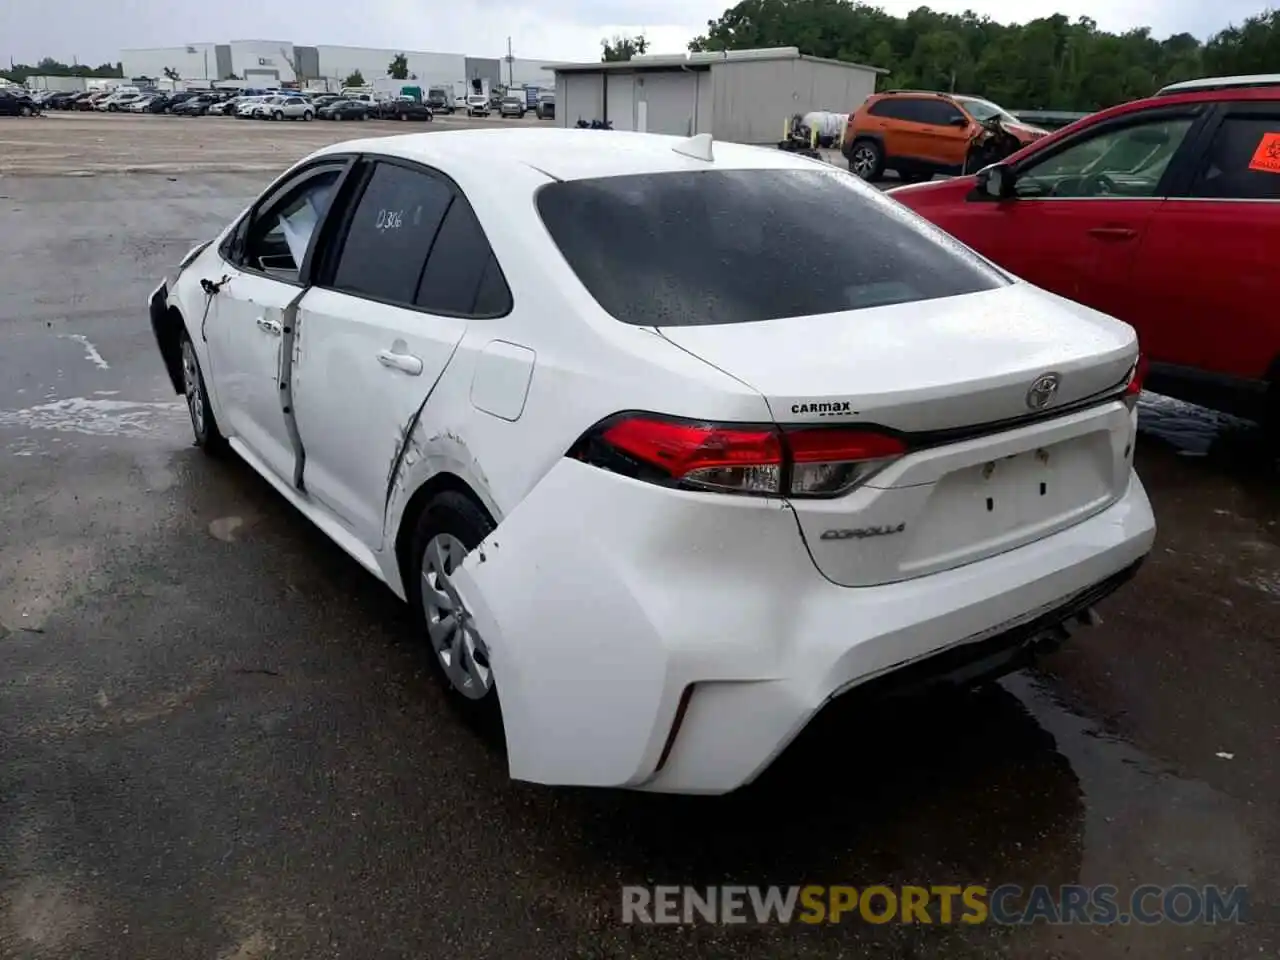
(505, 36, 514, 88)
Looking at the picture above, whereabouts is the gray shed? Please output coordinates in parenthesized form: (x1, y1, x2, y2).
(546, 47, 887, 144)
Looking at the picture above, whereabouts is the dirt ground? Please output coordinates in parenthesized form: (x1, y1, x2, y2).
(0, 114, 1277, 960)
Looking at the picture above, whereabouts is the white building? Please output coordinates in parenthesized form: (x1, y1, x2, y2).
(547, 47, 887, 144)
(120, 41, 556, 92)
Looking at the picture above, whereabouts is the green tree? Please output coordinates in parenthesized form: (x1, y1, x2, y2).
(0, 57, 123, 84)
(602, 34, 649, 62)
(688, 0, 1280, 111)
(388, 53, 409, 79)
(344, 69, 366, 88)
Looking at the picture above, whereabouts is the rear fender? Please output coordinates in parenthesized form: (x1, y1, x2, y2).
(450, 456, 799, 788)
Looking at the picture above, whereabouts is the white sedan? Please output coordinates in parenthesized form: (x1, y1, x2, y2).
(147, 128, 1154, 794)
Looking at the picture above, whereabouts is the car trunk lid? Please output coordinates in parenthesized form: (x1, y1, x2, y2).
(657, 284, 1139, 586)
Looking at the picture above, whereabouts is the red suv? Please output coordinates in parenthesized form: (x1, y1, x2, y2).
(890, 76, 1280, 430)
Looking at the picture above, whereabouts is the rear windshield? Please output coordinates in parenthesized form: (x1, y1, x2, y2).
(536, 168, 1006, 326)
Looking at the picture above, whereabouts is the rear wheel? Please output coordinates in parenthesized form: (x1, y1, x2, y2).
(407, 491, 502, 729)
(848, 138, 884, 181)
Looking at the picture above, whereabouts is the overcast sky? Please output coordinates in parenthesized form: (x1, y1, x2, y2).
(1, 0, 1267, 67)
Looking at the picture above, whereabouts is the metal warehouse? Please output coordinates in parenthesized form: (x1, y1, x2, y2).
(119, 41, 557, 91)
(547, 47, 887, 143)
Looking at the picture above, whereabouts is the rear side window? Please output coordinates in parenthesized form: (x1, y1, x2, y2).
(536, 169, 1006, 327)
(331, 162, 452, 305)
(415, 197, 512, 315)
(1188, 115, 1280, 200)
(916, 99, 965, 126)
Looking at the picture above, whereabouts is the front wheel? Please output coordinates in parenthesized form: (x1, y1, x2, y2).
(302, 111, 313, 121)
(180, 331, 227, 455)
(847, 138, 884, 181)
(272, 110, 283, 121)
(408, 492, 503, 730)
(20, 105, 31, 117)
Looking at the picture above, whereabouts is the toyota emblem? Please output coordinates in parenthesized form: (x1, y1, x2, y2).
(1026, 373, 1060, 410)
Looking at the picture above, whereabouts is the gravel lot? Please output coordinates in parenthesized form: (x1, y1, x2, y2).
(0, 114, 1277, 960)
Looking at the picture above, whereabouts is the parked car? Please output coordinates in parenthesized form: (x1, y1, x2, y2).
(844, 90, 1048, 183)
(40, 91, 80, 109)
(317, 98, 369, 121)
(0, 89, 39, 116)
(499, 95, 526, 118)
(99, 92, 141, 112)
(236, 96, 271, 118)
(890, 75, 1280, 429)
(75, 91, 111, 110)
(465, 94, 489, 117)
(311, 95, 344, 110)
(453, 96, 468, 112)
(373, 97, 433, 121)
(148, 128, 1154, 795)
(534, 94, 554, 120)
(173, 94, 218, 116)
(426, 88, 452, 113)
(252, 95, 315, 121)
(129, 94, 163, 112)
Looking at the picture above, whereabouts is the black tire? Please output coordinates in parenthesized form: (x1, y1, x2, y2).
(272, 110, 283, 121)
(179, 330, 227, 456)
(848, 138, 885, 181)
(302, 110, 313, 121)
(407, 491, 502, 731)
(20, 105, 31, 117)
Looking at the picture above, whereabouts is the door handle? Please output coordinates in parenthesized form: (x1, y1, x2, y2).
(377, 349, 423, 375)
(256, 316, 282, 335)
(1087, 226, 1137, 241)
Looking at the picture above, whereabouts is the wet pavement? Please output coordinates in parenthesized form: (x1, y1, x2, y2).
(1, 130, 1278, 959)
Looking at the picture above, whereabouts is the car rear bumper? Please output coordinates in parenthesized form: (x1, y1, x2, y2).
(454, 457, 1155, 795)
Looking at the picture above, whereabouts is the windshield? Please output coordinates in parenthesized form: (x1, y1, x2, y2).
(956, 97, 1016, 123)
(537, 168, 1006, 327)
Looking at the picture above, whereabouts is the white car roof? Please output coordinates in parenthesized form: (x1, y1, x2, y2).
(1157, 73, 1280, 94)
(310, 128, 827, 182)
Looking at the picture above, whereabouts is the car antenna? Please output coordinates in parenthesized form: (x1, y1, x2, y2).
(672, 132, 714, 161)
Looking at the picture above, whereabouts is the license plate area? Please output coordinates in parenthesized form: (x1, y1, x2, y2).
(899, 431, 1117, 575)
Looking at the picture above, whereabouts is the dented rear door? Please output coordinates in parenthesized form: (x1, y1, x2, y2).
(291, 289, 467, 547)
(290, 159, 482, 550)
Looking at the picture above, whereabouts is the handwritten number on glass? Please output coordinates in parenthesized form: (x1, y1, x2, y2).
(376, 209, 404, 231)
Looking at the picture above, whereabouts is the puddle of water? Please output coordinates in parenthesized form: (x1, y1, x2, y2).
(1007, 671, 1258, 956)
(0, 397, 184, 440)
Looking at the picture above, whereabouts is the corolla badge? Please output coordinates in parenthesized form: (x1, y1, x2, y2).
(1025, 372, 1060, 410)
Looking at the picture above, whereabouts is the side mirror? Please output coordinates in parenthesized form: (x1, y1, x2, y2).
(949, 115, 969, 127)
(978, 163, 1014, 199)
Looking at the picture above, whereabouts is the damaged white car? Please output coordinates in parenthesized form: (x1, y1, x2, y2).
(149, 128, 1155, 794)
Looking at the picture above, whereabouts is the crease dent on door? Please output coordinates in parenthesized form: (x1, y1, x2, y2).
(383, 337, 467, 514)
(278, 287, 310, 490)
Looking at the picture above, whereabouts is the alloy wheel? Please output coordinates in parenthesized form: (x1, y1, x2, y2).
(180, 338, 205, 438)
(851, 144, 878, 179)
(421, 533, 492, 699)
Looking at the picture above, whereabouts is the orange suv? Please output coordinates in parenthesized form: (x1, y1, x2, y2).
(843, 91, 1049, 182)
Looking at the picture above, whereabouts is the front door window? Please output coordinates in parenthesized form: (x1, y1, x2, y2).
(1016, 117, 1196, 198)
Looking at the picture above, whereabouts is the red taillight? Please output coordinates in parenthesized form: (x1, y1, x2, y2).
(577, 414, 904, 497)
(599, 417, 782, 494)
